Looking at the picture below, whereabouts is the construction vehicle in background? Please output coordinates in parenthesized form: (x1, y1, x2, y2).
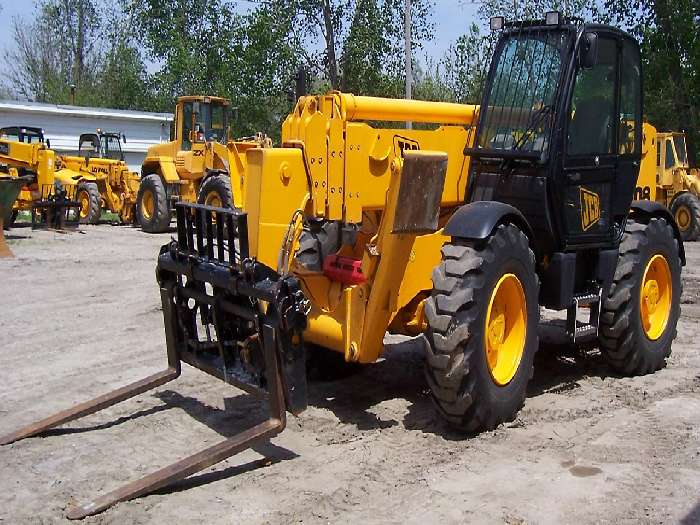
(636, 124, 700, 241)
(136, 95, 270, 233)
(0, 126, 83, 228)
(60, 130, 140, 224)
(1, 14, 686, 519)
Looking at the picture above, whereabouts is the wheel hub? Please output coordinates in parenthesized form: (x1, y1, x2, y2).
(640, 254, 672, 341)
(484, 273, 527, 386)
(78, 191, 89, 218)
(141, 190, 155, 220)
(675, 206, 690, 230)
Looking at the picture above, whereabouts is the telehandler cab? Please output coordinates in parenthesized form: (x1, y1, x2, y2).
(1, 14, 685, 519)
(59, 130, 141, 224)
(136, 95, 270, 233)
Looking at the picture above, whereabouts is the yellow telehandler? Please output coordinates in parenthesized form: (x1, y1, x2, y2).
(0, 126, 84, 228)
(636, 123, 700, 240)
(1, 15, 686, 519)
(60, 130, 141, 224)
(136, 95, 270, 233)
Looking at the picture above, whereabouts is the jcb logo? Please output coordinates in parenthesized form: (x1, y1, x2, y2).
(580, 187, 601, 231)
(393, 136, 419, 157)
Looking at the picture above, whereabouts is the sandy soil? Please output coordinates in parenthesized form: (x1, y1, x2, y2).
(1, 223, 699, 525)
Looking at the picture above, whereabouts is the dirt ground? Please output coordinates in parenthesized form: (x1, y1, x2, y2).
(1, 223, 699, 525)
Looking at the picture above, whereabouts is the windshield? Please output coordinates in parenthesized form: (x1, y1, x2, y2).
(79, 136, 100, 156)
(673, 135, 688, 165)
(101, 135, 123, 160)
(477, 29, 568, 154)
(196, 102, 228, 144)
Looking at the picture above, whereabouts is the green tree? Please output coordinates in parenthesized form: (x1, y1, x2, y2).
(598, 0, 700, 163)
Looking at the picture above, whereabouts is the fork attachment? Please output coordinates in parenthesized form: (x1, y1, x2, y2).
(0, 202, 309, 519)
(31, 183, 81, 230)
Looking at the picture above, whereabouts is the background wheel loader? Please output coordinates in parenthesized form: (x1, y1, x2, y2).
(136, 95, 270, 233)
(1, 14, 685, 519)
(636, 124, 700, 241)
(60, 130, 141, 224)
(0, 126, 83, 228)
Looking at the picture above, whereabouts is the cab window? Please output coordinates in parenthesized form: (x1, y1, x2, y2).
(567, 36, 617, 156)
(101, 135, 123, 161)
(79, 136, 100, 157)
(181, 102, 193, 151)
(618, 39, 641, 154)
(665, 140, 675, 169)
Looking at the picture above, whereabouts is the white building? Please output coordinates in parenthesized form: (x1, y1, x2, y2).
(0, 100, 173, 173)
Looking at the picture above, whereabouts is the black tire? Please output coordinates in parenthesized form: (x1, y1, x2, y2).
(424, 223, 540, 433)
(76, 182, 101, 224)
(599, 217, 682, 375)
(197, 172, 234, 209)
(136, 174, 171, 233)
(670, 192, 700, 241)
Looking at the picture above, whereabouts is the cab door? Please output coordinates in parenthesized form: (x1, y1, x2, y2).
(560, 33, 642, 248)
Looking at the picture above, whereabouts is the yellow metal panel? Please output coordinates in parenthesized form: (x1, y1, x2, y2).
(637, 123, 657, 201)
(340, 93, 478, 125)
(244, 148, 309, 268)
(158, 160, 180, 183)
(327, 114, 344, 220)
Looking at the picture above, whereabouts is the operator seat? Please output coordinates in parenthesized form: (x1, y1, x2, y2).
(568, 96, 613, 155)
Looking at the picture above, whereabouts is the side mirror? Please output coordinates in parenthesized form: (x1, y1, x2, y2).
(122, 133, 127, 143)
(579, 32, 598, 69)
(46, 139, 51, 149)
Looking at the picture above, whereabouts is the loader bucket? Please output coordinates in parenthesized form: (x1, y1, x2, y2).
(0, 202, 310, 519)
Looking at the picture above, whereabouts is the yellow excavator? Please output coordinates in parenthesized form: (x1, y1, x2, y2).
(636, 124, 700, 240)
(136, 95, 270, 232)
(60, 130, 140, 224)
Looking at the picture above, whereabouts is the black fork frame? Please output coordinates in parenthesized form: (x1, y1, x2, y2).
(1, 202, 308, 519)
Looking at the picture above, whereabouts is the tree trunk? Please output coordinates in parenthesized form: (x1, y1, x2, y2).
(321, 0, 339, 89)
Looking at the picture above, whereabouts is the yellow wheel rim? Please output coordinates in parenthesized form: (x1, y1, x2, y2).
(640, 254, 672, 341)
(484, 273, 527, 386)
(78, 191, 90, 219)
(204, 190, 222, 208)
(141, 190, 155, 221)
(675, 205, 691, 232)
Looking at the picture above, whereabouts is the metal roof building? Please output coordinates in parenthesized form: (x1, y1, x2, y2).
(0, 100, 173, 173)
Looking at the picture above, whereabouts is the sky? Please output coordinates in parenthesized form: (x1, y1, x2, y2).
(0, 0, 481, 79)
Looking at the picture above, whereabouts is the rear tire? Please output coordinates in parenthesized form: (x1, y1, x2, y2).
(599, 217, 682, 375)
(197, 172, 233, 209)
(670, 192, 700, 241)
(424, 224, 539, 433)
(136, 174, 171, 233)
(76, 182, 101, 224)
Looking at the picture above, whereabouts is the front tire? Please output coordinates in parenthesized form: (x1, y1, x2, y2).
(136, 174, 171, 233)
(424, 223, 539, 433)
(670, 192, 700, 241)
(197, 172, 233, 209)
(599, 217, 682, 375)
(76, 182, 101, 224)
